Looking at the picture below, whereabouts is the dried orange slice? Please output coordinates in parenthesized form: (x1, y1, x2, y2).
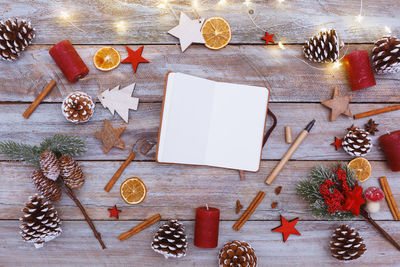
(348, 157, 372, 182)
(201, 17, 231, 50)
(120, 177, 147, 205)
(93, 47, 121, 71)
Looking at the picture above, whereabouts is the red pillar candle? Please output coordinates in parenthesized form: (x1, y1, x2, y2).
(49, 40, 89, 83)
(194, 206, 220, 248)
(379, 130, 400, 172)
(343, 50, 376, 91)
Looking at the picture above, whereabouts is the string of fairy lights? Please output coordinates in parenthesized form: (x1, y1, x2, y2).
(58, 0, 393, 70)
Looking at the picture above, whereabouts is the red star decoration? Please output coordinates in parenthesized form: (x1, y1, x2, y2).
(261, 32, 275, 45)
(108, 205, 121, 219)
(330, 137, 343, 151)
(121, 46, 149, 72)
(271, 215, 301, 242)
(341, 185, 366, 216)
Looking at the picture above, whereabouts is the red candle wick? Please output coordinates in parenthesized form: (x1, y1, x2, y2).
(206, 203, 209, 210)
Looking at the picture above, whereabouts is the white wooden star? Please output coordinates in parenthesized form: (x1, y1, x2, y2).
(168, 12, 205, 52)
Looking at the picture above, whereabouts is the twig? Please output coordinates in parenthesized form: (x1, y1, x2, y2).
(59, 178, 106, 249)
(360, 207, 400, 251)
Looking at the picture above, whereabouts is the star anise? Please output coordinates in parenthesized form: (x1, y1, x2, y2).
(365, 119, 379, 135)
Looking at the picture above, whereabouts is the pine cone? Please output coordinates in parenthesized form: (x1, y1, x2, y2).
(0, 18, 35, 62)
(330, 225, 366, 261)
(59, 155, 85, 189)
(218, 240, 257, 267)
(342, 127, 372, 157)
(39, 150, 60, 181)
(151, 219, 187, 259)
(31, 170, 62, 202)
(371, 36, 400, 74)
(19, 194, 62, 248)
(303, 29, 343, 63)
(61, 92, 95, 124)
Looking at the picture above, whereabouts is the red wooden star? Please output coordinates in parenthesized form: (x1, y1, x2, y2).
(330, 137, 343, 151)
(121, 46, 149, 72)
(108, 205, 121, 219)
(272, 215, 301, 242)
(261, 32, 275, 45)
(341, 185, 366, 216)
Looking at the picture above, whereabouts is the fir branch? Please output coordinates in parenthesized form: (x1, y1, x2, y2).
(296, 162, 357, 220)
(0, 135, 86, 167)
(39, 134, 86, 158)
(0, 141, 41, 167)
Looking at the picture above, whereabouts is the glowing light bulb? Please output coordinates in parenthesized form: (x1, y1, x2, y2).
(356, 14, 363, 23)
(278, 0, 285, 3)
(218, 0, 227, 6)
(244, 0, 251, 6)
(158, 0, 168, 8)
(320, 28, 327, 33)
(115, 21, 126, 32)
(60, 11, 70, 20)
(385, 26, 392, 34)
(193, 0, 198, 8)
(278, 41, 285, 50)
(333, 61, 342, 69)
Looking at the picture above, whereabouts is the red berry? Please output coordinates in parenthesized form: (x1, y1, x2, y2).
(364, 186, 384, 201)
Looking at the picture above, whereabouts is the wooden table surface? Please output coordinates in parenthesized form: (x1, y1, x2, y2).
(1, 0, 400, 266)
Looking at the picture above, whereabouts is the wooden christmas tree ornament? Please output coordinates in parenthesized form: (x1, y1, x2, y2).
(94, 119, 126, 153)
(98, 83, 139, 123)
(321, 87, 354, 121)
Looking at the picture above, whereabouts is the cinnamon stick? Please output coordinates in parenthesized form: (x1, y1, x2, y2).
(360, 207, 400, 251)
(59, 178, 106, 249)
(118, 214, 161, 241)
(104, 152, 135, 192)
(233, 191, 265, 231)
(23, 79, 56, 119)
(353, 105, 400, 120)
(379, 177, 400, 220)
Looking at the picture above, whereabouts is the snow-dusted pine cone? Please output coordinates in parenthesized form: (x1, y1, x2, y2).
(151, 219, 187, 259)
(304, 29, 343, 63)
(342, 127, 372, 157)
(0, 18, 35, 61)
(218, 240, 257, 267)
(372, 36, 400, 74)
(59, 155, 85, 189)
(19, 194, 62, 248)
(31, 170, 62, 202)
(39, 150, 60, 181)
(61, 92, 95, 124)
(330, 225, 366, 261)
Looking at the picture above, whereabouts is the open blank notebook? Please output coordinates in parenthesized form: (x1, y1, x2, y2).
(156, 72, 270, 172)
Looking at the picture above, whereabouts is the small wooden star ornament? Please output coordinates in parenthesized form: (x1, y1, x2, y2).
(121, 46, 149, 72)
(272, 215, 301, 242)
(108, 205, 121, 219)
(321, 87, 354, 121)
(94, 119, 126, 153)
(168, 12, 205, 52)
(261, 32, 274, 44)
(330, 137, 343, 151)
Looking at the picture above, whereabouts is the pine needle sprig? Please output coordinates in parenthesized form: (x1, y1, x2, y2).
(0, 135, 86, 167)
(39, 134, 86, 158)
(0, 141, 41, 167)
(296, 162, 357, 220)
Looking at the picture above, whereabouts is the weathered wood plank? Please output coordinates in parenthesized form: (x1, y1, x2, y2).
(0, 220, 399, 266)
(0, 103, 398, 161)
(0, 161, 398, 221)
(1, 0, 399, 44)
(0, 45, 399, 103)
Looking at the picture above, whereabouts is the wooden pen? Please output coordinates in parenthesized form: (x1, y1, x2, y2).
(265, 119, 316, 185)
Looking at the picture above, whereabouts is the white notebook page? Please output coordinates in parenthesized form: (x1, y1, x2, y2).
(157, 72, 269, 172)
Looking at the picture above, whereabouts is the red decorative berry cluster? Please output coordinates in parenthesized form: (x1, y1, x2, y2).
(319, 166, 353, 213)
